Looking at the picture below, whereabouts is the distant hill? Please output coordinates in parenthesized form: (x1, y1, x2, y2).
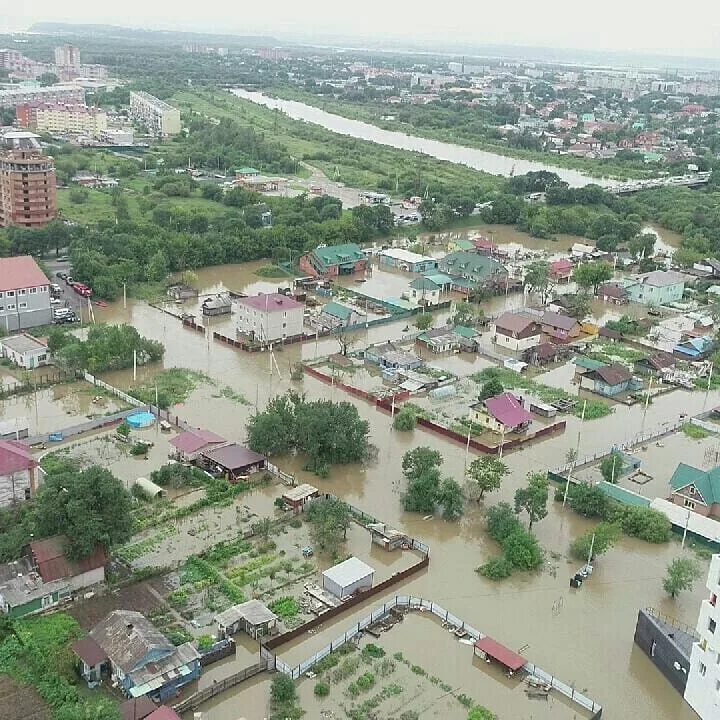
(28, 22, 277, 48)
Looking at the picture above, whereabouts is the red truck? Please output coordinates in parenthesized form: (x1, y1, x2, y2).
(72, 282, 93, 298)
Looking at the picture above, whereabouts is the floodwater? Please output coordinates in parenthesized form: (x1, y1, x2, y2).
(230, 89, 612, 188)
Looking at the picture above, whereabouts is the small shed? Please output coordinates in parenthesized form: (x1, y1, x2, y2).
(367, 522, 409, 551)
(72, 636, 108, 687)
(132, 478, 166, 499)
(202, 293, 232, 316)
(281, 484, 319, 513)
(215, 599, 278, 639)
(200, 443, 266, 482)
(474, 636, 526, 675)
(322, 557, 374, 599)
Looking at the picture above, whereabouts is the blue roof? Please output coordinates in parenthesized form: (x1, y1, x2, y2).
(597, 481, 650, 507)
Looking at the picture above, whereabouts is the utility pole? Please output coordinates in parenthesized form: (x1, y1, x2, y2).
(133, 349, 137, 382)
(464, 424, 471, 475)
(682, 508, 691, 548)
(586, 533, 596, 568)
(123, 282, 127, 309)
(563, 400, 587, 506)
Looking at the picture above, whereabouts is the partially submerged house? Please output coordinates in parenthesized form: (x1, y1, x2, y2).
(318, 301, 365, 329)
(625, 270, 687, 306)
(201, 293, 232, 316)
(416, 326, 459, 354)
(550, 258, 574, 282)
(215, 599, 278, 640)
(597, 283, 628, 304)
(368, 522, 409, 551)
(524, 342, 568, 366)
(31, 536, 107, 591)
(365, 342, 423, 371)
(669, 463, 720, 519)
(470, 392, 532, 434)
(634, 352, 676, 377)
(379, 248, 437, 273)
(0, 334, 49, 369)
(322, 557, 374, 599)
(299, 243, 367, 277)
(281, 483, 319, 513)
(168, 428, 226, 462)
(579, 363, 639, 397)
(538, 312, 581, 342)
(438, 251, 508, 293)
(76, 610, 201, 700)
(199, 443, 266, 482)
(0, 439, 40, 506)
(492, 313, 542, 353)
(409, 277, 442, 306)
(674, 336, 714, 360)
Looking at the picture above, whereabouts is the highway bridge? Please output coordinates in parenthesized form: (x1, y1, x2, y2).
(611, 171, 712, 194)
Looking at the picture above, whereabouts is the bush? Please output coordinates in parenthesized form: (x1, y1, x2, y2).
(566, 482, 611, 518)
(130, 442, 150, 456)
(269, 597, 300, 618)
(477, 556, 514, 580)
(570, 522, 622, 561)
(356, 672, 375, 691)
(502, 530, 544, 570)
(611, 505, 671, 543)
(270, 673, 296, 704)
(485, 503, 523, 542)
(468, 707, 497, 720)
(393, 406, 417, 431)
(314, 681, 330, 697)
(197, 634, 215, 651)
(362, 643, 385, 659)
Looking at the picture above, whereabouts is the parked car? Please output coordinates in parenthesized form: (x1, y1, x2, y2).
(56, 271, 67, 281)
(65, 275, 74, 285)
(52, 308, 78, 324)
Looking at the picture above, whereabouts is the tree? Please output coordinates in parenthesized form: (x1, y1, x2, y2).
(414, 313, 433, 331)
(485, 502, 523, 542)
(514, 473, 549, 529)
(524, 261, 554, 303)
(502, 530, 544, 570)
(600, 451, 624, 484)
(627, 232, 656, 259)
(0, 616, 21, 646)
(478, 378, 504, 401)
(306, 498, 351, 556)
(452, 302, 482, 327)
(436, 478, 465, 520)
(572, 261, 613, 295)
(402, 447, 442, 480)
(403, 467, 441, 514)
(393, 406, 417, 431)
(38, 72, 59, 86)
(34, 464, 133, 559)
(466, 456, 508, 500)
(567, 483, 610, 518)
(270, 673, 297, 704)
(663, 557, 702, 598)
(569, 522, 621, 561)
(251, 517, 273, 543)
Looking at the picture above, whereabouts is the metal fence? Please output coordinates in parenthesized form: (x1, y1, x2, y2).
(84, 372, 144, 407)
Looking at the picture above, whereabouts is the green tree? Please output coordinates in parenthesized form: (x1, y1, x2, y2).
(467, 706, 497, 720)
(393, 406, 417, 431)
(514, 473, 549, 529)
(485, 502, 523, 542)
(436, 478, 465, 520)
(38, 72, 59, 85)
(452, 302, 482, 327)
(270, 673, 297, 704)
(502, 530, 544, 570)
(414, 313, 433, 331)
(251, 516, 273, 543)
(524, 261, 554, 303)
(34, 464, 133, 559)
(466, 456, 508, 500)
(306, 498, 351, 555)
(478, 378, 504, 401)
(0, 615, 21, 646)
(663, 557, 702, 598)
(403, 467, 441, 514)
(567, 483, 611, 518)
(627, 232, 656, 259)
(402, 447, 443, 480)
(572, 261, 613, 294)
(600, 451, 624, 483)
(569, 522, 621, 561)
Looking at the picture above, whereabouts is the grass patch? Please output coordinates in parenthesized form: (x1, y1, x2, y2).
(682, 422, 712, 439)
(116, 525, 177, 562)
(129, 367, 210, 408)
(269, 596, 300, 618)
(255, 265, 293, 278)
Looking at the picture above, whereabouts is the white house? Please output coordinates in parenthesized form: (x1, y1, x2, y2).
(492, 313, 542, 353)
(409, 277, 441, 306)
(236, 293, 304, 342)
(322, 557, 374, 599)
(0, 334, 49, 369)
(684, 553, 720, 720)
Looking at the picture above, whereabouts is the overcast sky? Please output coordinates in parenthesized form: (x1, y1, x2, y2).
(7, 1, 720, 59)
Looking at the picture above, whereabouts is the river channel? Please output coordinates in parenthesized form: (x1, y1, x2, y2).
(230, 89, 613, 188)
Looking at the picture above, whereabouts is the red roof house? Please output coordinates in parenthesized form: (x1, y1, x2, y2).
(0, 439, 39, 506)
(550, 258, 574, 280)
(145, 707, 182, 720)
(471, 392, 532, 434)
(0, 256, 49, 293)
(474, 636, 526, 672)
(31, 535, 107, 590)
(169, 428, 226, 460)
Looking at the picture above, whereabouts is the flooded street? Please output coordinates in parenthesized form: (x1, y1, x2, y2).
(230, 89, 613, 188)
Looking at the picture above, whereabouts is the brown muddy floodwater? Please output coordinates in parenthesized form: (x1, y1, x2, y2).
(54, 250, 708, 720)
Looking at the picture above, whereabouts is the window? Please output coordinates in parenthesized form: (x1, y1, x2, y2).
(6, 291, 13, 297)
(684, 499, 696, 509)
(699, 662, 707, 677)
(710, 618, 717, 634)
(6, 304, 15, 310)
(18, 303, 26, 309)
(18, 289, 25, 296)
(29, 287, 37, 294)
(689, 486, 696, 495)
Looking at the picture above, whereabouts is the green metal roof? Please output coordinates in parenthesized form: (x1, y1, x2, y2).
(574, 357, 606, 371)
(598, 481, 651, 507)
(322, 301, 353, 320)
(409, 277, 439, 291)
(670, 463, 720, 504)
(439, 251, 505, 279)
(453, 239, 475, 250)
(236, 167, 259, 174)
(453, 325, 478, 339)
(312, 243, 364, 269)
(423, 273, 454, 286)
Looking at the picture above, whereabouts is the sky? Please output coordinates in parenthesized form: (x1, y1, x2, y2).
(7, 0, 720, 59)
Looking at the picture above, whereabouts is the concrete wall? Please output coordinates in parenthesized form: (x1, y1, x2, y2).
(633, 609, 691, 695)
(68, 566, 105, 592)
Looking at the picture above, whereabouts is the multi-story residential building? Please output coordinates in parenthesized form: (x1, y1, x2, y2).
(624, 270, 687, 306)
(0, 256, 52, 330)
(236, 293, 304, 342)
(54, 44, 80, 72)
(0, 132, 57, 230)
(17, 103, 108, 136)
(0, 85, 85, 108)
(684, 553, 720, 720)
(129, 91, 181, 136)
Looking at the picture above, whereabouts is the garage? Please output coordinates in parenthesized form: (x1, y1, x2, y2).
(322, 556, 375, 600)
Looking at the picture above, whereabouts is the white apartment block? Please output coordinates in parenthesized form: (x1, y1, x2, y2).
(129, 91, 181, 136)
(34, 105, 107, 136)
(236, 293, 304, 342)
(0, 85, 85, 107)
(685, 553, 720, 720)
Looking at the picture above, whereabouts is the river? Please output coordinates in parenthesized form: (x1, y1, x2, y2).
(230, 89, 613, 189)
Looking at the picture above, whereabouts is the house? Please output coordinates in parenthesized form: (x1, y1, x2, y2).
(201, 293, 231, 316)
(379, 248, 437, 273)
(145, 707, 181, 720)
(119, 697, 158, 720)
(539, 312, 581, 341)
(524, 342, 568, 366)
(625, 270, 687, 306)
(281, 483, 319, 513)
(579, 363, 637, 397)
(674, 335, 714, 360)
(473, 236, 497, 255)
(0, 572, 70, 618)
(669, 463, 720, 519)
(409, 277, 441, 306)
(416, 326, 459, 353)
(422, 272, 454, 292)
(550, 258, 574, 282)
(322, 557, 374, 599)
(199, 443, 266, 482)
(453, 325, 480, 351)
(0, 439, 40, 506)
(168, 428, 226, 462)
(0, 256, 52, 331)
(236, 293, 304, 343)
(470, 392, 532, 434)
(215, 599, 278, 640)
(634, 352, 675, 377)
(365, 342, 423, 371)
(546, 295, 576, 314)
(367, 522, 409, 551)
(31, 535, 107, 591)
(447, 238, 475, 253)
(299, 243, 367, 277)
(493, 313, 542, 352)
(598, 283, 629, 304)
(79, 610, 201, 700)
(0, 334, 49, 369)
(319, 301, 365, 328)
(438, 252, 508, 292)
(235, 167, 259, 179)
(73, 636, 108, 688)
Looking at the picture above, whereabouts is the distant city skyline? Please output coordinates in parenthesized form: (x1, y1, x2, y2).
(5, 1, 720, 61)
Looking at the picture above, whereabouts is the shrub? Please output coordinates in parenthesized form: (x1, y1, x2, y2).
(393, 406, 417, 431)
(566, 483, 611, 518)
(269, 597, 300, 618)
(502, 529, 544, 570)
(197, 635, 215, 651)
(314, 681, 330, 697)
(485, 502, 522, 542)
(411, 664, 426, 675)
(468, 707, 497, 720)
(477, 556, 514, 579)
(611, 505, 671, 543)
(270, 673, 296, 704)
(356, 672, 375, 691)
(362, 643, 385, 659)
(457, 693, 474, 708)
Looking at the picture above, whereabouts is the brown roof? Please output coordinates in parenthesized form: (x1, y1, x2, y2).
(31, 536, 107, 582)
(72, 636, 107, 667)
(590, 363, 633, 386)
(201, 443, 265, 471)
(639, 352, 675, 371)
(494, 312, 540, 336)
(0, 440, 38, 476)
(598, 283, 627, 299)
(0, 256, 49, 292)
(169, 428, 226, 455)
(541, 311, 579, 332)
(120, 697, 157, 720)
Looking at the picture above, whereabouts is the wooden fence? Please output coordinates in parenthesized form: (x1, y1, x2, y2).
(172, 660, 267, 713)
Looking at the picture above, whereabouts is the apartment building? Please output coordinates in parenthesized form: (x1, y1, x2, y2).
(0, 131, 57, 229)
(236, 293, 304, 342)
(0, 85, 85, 108)
(684, 553, 720, 720)
(129, 91, 181, 136)
(54, 44, 80, 72)
(17, 103, 108, 136)
(0, 256, 52, 331)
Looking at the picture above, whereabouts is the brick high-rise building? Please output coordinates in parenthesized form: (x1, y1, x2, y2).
(0, 131, 57, 229)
